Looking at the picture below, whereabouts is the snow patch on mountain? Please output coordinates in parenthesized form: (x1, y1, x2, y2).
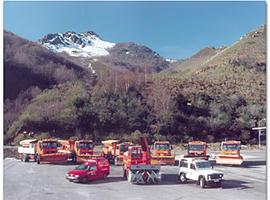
(39, 31, 115, 58)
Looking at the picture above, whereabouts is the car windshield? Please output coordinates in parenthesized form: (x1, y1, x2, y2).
(188, 145, 203, 151)
(223, 144, 240, 150)
(155, 144, 170, 150)
(78, 142, 93, 149)
(76, 164, 89, 170)
(196, 161, 212, 169)
(41, 142, 58, 148)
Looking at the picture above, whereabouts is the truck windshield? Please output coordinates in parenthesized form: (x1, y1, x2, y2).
(188, 145, 203, 151)
(223, 144, 240, 150)
(196, 161, 212, 169)
(131, 149, 141, 159)
(41, 142, 58, 148)
(120, 144, 129, 152)
(76, 164, 89, 170)
(78, 143, 93, 149)
(155, 144, 170, 150)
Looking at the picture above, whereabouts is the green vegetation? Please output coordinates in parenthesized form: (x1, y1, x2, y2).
(4, 26, 266, 145)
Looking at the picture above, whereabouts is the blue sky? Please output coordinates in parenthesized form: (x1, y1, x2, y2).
(4, 1, 266, 59)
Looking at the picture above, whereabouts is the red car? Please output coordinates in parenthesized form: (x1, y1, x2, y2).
(66, 157, 110, 183)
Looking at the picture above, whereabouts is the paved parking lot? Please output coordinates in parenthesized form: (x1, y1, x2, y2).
(4, 151, 266, 200)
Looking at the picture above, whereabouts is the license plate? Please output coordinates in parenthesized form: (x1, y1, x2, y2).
(213, 179, 220, 182)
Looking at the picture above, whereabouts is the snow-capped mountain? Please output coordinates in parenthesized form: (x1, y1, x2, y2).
(39, 31, 170, 72)
(39, 31, 115, 57)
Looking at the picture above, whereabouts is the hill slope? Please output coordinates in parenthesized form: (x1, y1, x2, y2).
(4, 31, 95, 100)
(160, 25, 266, 105)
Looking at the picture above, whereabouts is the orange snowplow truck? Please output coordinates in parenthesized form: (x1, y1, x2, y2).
(102, 140, 133, 165)
(18, 139, 69, 164)
(216, 140, 243, 165)
(123, 136, 161, 184)
(151, 141, 175, 165)
(184, 141, 209, 160)
(58, 139, 95, 163)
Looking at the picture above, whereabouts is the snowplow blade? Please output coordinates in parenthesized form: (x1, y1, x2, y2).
(40, 153, 68, 163)
(128, 164, 161, 184)
(183, 155, 209, 160)
(151, 156, 175, 165)
(77, 154, 103, 163)
(215, 155, 244, 165)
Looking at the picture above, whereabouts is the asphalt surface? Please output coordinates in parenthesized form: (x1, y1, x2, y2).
(4, 151, 266, 200)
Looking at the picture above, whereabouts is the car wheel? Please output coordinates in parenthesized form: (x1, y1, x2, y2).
(178, 173, 187, 183)
(81, 178, 88, 184)
(199, 177, 206, 188)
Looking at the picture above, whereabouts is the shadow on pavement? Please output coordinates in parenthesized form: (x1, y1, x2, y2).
(221, 179, 253, 190)
(75, 176, 125, 185)
(242, 160, 266, 168)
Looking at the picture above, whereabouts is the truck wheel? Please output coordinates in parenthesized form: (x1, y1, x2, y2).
(36, 156, 41, 164)
(114, 157, 118, 165)
(178, 173, 187, 183)
(216, 182, 222, 188)
(123, 168, 127, 179)
(73, 155, 77, 164)
(25, 155, 29, 162)
(199, 177, 206, 188)
(22, 154, 29, 162)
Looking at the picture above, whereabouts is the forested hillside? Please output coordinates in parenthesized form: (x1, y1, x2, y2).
(4, 26, 266, 145)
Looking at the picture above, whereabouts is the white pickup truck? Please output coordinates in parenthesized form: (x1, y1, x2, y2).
(178, 158, 223, 188)
(17, 139, 37, 162)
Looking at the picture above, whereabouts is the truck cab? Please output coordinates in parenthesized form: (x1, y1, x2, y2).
(184, 141, 209, 160)
(122, 137, 161, 184)
(75, 140, 94, 155)
(102, 140, 133, 165)
(220, 141, 241, 155)
(35, 139, 69, 164)
(66, 158, 110, 183)
(151, 141, 175, 165)
(153, 141, 172, 156)
(216, 140, 243, 165)
(178, 158, 223, 188)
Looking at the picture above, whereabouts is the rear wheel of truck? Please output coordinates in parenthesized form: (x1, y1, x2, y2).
(123, 168, 127, 179)
(114, 157, 118, 165)
(178, 173, 187, 183)
(36, 156, 41, 164)
(216, 182, 222, 188)
(72, 155, 77, 164)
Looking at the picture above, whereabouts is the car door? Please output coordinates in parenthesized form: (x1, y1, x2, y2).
(88, 164, 98, 180)
(186, 163, 196, 180)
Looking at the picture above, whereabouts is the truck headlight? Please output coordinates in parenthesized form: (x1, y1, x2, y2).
(219, 174, 223, 178)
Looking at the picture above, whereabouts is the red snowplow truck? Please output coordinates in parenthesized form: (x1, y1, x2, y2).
(216, 140, 243, 165)
(18, 139, 69, 164)
(183, 141, 209, 160)
(123, 136, 161, 184)
(58, 139, 97, 163)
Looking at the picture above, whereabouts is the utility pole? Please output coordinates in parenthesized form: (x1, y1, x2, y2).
(252, 118, 266, 149)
